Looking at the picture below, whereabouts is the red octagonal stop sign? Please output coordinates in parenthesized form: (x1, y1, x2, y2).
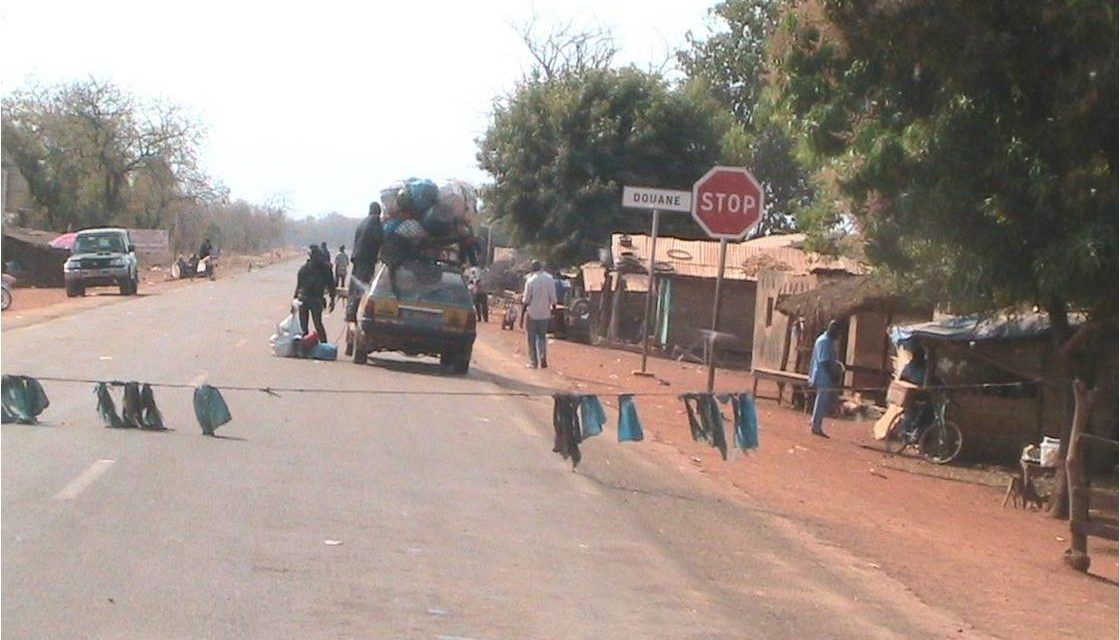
(691, 166, 765, 240)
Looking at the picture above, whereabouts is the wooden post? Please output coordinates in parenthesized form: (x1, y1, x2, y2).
(608, 270, 625, 342)
(637, 210, 661, 375)
(1063, 379, 1093, 572)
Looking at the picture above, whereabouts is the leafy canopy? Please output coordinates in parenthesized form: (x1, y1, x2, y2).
(770, 0, 1117, 320)
(478, 67, 729, 265)
(679, 0, 815, 236)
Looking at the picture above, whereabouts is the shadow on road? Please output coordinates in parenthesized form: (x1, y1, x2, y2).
(205, 433, 248, 442)
(358, 354, 560, 398)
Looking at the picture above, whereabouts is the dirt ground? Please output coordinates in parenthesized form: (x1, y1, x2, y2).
(479, 319, 1118, 640)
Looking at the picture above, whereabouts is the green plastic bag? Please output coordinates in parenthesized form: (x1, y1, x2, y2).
(193, 384, 232, 435)
(1, 375, 50, 424)
(95, 382, 126, 428)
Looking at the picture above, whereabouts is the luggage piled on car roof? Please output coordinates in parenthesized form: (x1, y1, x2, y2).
(380, 178, 480, 266)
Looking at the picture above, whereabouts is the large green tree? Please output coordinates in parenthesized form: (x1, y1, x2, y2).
(679, 0, 814, 236)
(2, 78, 205, 231)
(771, 1, 1117, 514)
(477, 67, 730, 265)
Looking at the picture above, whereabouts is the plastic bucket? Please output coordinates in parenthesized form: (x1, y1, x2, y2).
(1039, 436, 1061, 467)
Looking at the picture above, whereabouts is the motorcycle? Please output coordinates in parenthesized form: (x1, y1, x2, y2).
(1, 273, 14, 311)
(172, 254, 216, 280)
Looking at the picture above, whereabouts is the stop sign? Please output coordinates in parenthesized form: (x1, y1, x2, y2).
(691, 166, 765, 240)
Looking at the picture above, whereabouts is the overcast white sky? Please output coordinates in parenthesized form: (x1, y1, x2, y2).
(1, 0, 722, 218)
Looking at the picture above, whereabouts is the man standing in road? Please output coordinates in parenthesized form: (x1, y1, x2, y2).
(334, 245, 349, 290)
(522, 260, 557, 369)
(347, 202, 384, 323)
(295, 245, 336, 343)
(808, 319, 844, 438)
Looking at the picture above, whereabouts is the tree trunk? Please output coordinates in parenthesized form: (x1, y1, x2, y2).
(1046, 301, 1075, 519)
(608, 273, 625, 342)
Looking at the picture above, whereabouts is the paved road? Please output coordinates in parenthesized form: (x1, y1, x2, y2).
(2, 262, 989, 639)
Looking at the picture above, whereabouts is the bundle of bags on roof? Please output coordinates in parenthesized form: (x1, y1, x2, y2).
(380, 178, 480, 265)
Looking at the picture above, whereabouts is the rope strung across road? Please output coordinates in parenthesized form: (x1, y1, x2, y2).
(22, 374, 1041, 398)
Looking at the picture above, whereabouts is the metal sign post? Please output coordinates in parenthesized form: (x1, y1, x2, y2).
(689, 166, 765, 393)
(620, 186, 692, 376)
(706, 239, 728, 393)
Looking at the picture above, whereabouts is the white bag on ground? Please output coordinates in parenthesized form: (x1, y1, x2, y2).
(270, 301, 303, 358)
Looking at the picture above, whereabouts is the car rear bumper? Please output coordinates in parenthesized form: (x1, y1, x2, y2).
(65, 267, 131, 286)
(358, 318, 475, 355)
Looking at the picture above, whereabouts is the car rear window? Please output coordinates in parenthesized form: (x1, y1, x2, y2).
(372, 262, 472, 306)
(74, 233, 126, 254)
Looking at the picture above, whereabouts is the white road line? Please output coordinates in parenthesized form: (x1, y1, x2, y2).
(52, 459, 115, 500)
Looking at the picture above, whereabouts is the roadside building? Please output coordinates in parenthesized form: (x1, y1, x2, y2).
(758, 274, 932, 404)
(1, 226, 70, 287)
(584, 233, 861, 367)
(890, 313, 1117, 462)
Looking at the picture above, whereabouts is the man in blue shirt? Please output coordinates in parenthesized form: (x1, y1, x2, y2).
(808, 320, 845, 437)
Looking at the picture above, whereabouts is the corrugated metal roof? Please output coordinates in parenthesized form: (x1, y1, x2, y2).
(610, 233, 863, 281)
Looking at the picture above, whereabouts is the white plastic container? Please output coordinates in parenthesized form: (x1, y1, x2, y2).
(1039, 436, 1061, 468)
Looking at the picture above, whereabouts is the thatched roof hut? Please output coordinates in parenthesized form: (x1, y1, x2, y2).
(775, 274, 922, 323)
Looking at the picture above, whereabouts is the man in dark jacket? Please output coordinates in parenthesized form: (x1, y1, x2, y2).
(346, 202, 384, 322)
(294, 245, 336, 342)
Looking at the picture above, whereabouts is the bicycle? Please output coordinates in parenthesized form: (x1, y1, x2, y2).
(882, 389, 963, 464)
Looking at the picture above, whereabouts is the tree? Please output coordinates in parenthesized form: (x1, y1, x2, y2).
(770, 1, 1117, 515)
(678, 0, 814, 236)
(1, 78, 205, 231)
(478, 66, 731, 265)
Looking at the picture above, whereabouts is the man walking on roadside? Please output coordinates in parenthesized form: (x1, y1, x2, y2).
(334, 245, 349, 290)
(295, 245, 336, 342)
(808, 319, 844, 438)
(522, 260, 557, 369)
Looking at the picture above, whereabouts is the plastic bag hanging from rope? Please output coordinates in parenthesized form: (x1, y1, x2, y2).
(552, 394, 582, 469)
(140, 383, 165, 430)
(122, 382, 144, 429)
(193, 384, 232, 436)
(617, 394, 644, 442)
(683, 393, 727, 460)
(701, 394, 729, 460)
(578, 395, 606, 439)
(1, 375, 50, 424)
(733, 393, 759, 451)
(95, 382, 125, 429)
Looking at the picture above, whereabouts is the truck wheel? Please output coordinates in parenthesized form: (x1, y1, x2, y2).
(66, 283, 84, 298)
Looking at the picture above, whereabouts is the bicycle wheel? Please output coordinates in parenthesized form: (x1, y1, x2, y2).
(882, 410, 910, 454)
(919, 419, 962, 464)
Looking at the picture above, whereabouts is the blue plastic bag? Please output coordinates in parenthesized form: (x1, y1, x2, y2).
(1, 375, 49, 424)
(617, 394, 644, 442)
(309, 342, 338, 361)
(193, 384, 232, 436)
(735, 393, 759, 450)
(579, 395, 606, 438)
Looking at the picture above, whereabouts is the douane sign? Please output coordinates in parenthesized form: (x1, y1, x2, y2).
(621, 186, 692, 213)
(690, 166, 764, 240)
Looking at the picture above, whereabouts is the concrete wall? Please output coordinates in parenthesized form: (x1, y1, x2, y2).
(665, 276, 755, 359)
